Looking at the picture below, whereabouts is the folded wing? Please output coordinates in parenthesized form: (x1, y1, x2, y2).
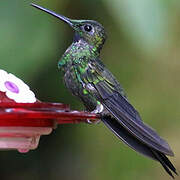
(80, 60, 174, 156)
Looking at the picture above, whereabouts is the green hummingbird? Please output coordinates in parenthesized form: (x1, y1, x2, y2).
(31, 3, 177, 178)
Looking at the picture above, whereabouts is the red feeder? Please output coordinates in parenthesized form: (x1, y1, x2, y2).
(0, 70, 99, 153)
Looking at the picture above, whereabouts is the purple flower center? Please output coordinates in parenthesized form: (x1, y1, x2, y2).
(4, 81, 19, 94)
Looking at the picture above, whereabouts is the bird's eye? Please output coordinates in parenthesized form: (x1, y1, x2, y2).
(84, 24, 93, 32)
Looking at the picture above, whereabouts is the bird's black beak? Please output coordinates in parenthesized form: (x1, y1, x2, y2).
(31, 3, 73, 27)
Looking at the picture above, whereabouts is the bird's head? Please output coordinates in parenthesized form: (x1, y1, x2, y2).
(71, 20, 106, 51)
(31, 3, 107, 52)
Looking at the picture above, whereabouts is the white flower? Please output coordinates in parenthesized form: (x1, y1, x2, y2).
(0, 69, 36, 103)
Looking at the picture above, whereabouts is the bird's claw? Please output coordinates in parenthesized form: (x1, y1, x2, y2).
(86, 104, 103, 124)
(86, 119, 101, 124)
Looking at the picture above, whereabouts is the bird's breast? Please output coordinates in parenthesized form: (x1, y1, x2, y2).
(63, 66, 84, 97)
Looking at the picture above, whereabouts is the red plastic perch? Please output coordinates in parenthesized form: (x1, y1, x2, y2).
(0, 91, 99, 153)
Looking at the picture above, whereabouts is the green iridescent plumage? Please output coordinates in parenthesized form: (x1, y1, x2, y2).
(32, 4, 177, 178)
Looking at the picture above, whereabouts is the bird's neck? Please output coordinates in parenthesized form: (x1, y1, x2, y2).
(58, 38, 100, 71)
(73, 32, 103, 53)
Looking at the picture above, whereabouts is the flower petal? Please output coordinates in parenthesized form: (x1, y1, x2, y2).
(0, 69, 36, 103)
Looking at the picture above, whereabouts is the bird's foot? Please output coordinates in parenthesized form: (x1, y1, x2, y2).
(91, 103, 104, 114)
(86, 119, 101, 124)
(86, 103, 104, 124)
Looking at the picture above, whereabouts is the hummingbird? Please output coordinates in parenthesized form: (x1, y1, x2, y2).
(31, 3, 177, 178)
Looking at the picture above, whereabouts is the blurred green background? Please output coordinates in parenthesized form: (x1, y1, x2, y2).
(0, 0, 180, 180)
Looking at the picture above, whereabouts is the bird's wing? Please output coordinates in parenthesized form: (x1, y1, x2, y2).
(79, 60, 174, 156)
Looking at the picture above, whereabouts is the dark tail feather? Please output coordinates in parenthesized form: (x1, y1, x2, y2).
(159, 153, 178, 175)
(101, 115, 177, 178)
(101, 115, 157, 160)
(151, 150, 177, 178)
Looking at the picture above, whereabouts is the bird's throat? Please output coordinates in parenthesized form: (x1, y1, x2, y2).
(73, 32, 81, 43)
